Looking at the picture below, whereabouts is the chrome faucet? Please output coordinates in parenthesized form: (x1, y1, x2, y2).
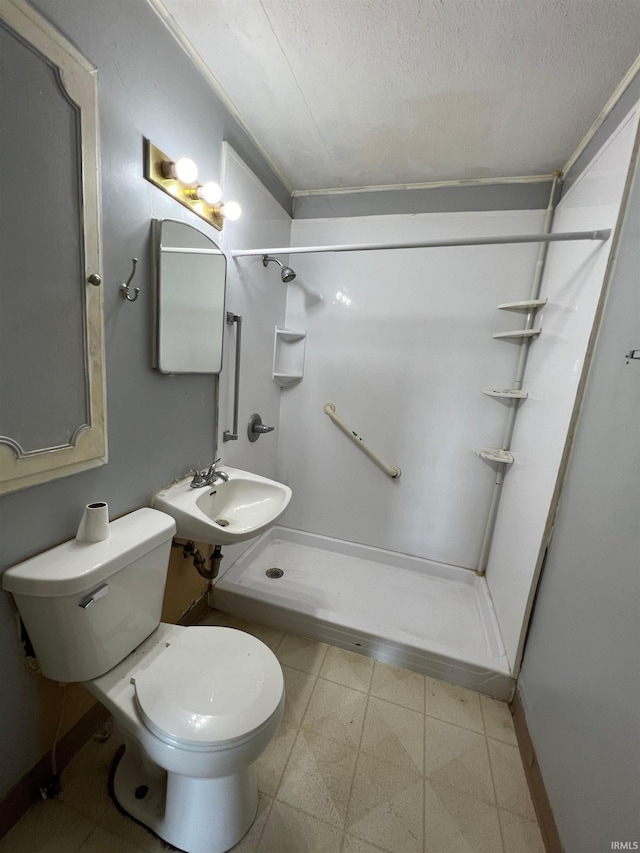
(205, 458, 229, 484)
(189, 458, 229, 488)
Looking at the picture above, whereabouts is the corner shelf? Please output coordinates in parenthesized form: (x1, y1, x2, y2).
(483, 388, 528, 400)
(474, 448, 514, 465)
(476, 298, 544, 470)
(497, 299, 547, 311)
(492, 328, 541, 340)
(273, 326, 306, 387)
(275, 328, 306, 343)
(273, 372, 304, 388)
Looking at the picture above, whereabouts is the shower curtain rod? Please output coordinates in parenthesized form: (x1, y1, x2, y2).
(231, 228, 611, 257)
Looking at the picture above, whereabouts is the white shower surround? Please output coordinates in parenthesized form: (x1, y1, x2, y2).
(487, 108, 640, 669)
(279, 208, 547, 570)
(216, 109, 637, 690)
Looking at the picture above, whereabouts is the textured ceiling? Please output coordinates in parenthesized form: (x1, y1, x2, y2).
(156, 0, 640, 192)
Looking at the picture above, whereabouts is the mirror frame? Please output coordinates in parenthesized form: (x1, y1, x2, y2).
(152, 218, 227, 375)
(0, 0, 106, 495)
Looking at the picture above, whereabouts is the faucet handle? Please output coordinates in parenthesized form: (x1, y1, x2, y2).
(205, 458, 222, 478)
(248, 413, 275, 442)
(189, 468, 206, 488)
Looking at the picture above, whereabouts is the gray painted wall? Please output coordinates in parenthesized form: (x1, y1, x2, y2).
(518, 140, 640, 849)
(292, 180, 554, 219)
(0, 0, 288, 797)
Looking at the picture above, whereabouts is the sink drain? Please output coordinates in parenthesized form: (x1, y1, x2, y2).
(266, 567, 284, 579)
(215, 519, 230, 527)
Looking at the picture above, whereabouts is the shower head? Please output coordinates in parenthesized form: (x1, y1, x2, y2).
(262, 255, 296, 283)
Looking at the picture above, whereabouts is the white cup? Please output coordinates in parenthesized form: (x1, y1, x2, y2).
(76, 502, 110, 543)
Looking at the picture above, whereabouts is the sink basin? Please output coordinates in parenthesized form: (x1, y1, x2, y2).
(152, 467, 292, 545)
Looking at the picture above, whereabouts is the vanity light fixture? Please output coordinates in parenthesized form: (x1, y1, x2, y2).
(216, 200, 242, 221)
(196, 181, 222, 204)
(144, 139, 241, 230)
(162, 156, 198, 184)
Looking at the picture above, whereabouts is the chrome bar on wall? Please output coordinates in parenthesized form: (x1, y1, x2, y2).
(323, 402, 401, 479)
(223, 312, 242, 442)
(231, 228, 612, 257)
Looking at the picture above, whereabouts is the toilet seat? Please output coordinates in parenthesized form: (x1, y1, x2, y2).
(133, 626, 284, 751)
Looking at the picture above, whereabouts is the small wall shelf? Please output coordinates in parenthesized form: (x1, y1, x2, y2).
(497, 299, 547, 311)
(483, 388, 528, 399)
(474, 448, 514, 465)
(492, 328, 541, 340)
(275, 328, 306, 343)
(273, 372, 304, 387)
(273, 326, 306, 387)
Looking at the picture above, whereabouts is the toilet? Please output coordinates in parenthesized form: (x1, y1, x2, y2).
(2, 507, 284, 853)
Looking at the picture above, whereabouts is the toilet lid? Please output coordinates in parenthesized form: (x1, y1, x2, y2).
(133, 627, 284, 749)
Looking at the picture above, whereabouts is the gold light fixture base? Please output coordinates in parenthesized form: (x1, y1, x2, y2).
(144, 139, 223, 231)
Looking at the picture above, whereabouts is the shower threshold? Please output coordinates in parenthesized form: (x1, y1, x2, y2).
(211, 526, 513, 699)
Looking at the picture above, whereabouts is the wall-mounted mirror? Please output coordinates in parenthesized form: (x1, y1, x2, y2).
(152, 219, 226, 374)
(0, 0, 106, 496)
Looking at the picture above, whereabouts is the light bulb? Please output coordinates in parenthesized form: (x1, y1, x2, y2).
(219, 200, 241, 221)
(197, 181, 222, 204)
(172, 157, 198, 184)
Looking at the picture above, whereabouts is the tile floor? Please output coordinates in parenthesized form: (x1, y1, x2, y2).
(0, 611, 544, 853)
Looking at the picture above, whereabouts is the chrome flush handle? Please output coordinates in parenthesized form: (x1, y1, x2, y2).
(79, 583, 109, 609)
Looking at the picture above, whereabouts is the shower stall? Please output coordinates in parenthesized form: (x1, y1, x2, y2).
(213, 111, 639, 698)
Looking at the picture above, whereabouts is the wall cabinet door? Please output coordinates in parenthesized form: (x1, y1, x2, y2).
(0, 0, 106, 494)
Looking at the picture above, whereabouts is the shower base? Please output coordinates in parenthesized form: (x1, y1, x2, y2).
(211, 527, 513, 699)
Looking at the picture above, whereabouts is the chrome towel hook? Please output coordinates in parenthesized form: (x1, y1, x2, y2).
(120, 257, 140, 302)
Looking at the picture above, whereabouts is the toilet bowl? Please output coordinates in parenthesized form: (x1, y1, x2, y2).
(2, 508, 284, 853)
(89, 622, 284, 853)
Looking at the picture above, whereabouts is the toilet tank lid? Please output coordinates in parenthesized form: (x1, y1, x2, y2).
(2, 508, 176, 598)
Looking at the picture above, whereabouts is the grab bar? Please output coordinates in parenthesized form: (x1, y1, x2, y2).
(323, 402, 401, 479)
(223, 312, 242, 442)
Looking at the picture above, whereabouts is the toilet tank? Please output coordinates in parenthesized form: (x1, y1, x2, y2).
(2, 508, 176, 682)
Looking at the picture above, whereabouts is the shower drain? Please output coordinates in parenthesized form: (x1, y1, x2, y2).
(265, 567, 284, 579)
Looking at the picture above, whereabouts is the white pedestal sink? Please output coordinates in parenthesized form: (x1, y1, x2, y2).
(152, 467, 292, 545)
